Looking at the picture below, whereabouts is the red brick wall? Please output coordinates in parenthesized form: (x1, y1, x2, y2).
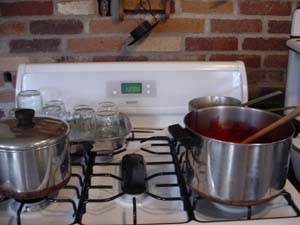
(0, 0, 299, 114)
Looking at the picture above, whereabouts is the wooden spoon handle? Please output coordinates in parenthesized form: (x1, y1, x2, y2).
(241, 107, 300, 144)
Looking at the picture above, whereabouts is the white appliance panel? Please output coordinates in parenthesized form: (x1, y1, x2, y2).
(16, 62, 248, 116)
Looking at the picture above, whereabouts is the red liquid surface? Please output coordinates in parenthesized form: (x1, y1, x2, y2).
(196, 117, 270, 143)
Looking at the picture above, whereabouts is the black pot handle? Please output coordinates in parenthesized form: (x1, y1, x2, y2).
(15, 109, 35, 129)
(168, 124, 197, 148)
(291, 118, 300, 138)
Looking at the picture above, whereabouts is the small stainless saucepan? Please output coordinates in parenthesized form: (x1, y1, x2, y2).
(189, 91, 282, 111)
(0, 109, 71, 200)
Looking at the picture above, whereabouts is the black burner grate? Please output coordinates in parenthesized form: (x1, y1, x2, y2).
(78, 134, 190, 225)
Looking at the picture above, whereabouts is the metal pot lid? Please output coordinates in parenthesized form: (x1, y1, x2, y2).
(0, 109, 69, 151)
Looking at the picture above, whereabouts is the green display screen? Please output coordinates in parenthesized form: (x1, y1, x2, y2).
(121, 83, 142, 94)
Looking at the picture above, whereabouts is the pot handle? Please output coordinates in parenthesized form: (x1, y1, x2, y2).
(168, 124, 196, 148)
(291, 119, 300, 138)
(15, 109, 35, 129)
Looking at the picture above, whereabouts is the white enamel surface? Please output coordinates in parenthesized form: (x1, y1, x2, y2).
(285, 9, 300, 109)
(286, 39, 300, 54)
(291, 9, 300, 36)
(292, 135, 300, 182)
(286, 9, 300, 183)
(16, 62, 248, 118)
(285, 47, 300, 109)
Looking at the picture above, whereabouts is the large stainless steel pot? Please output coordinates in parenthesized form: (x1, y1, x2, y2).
(0, 109, 71, 200)
(184, 106, 295, 206)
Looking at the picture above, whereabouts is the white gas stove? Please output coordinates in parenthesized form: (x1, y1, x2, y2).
(0, 61, 299, 225)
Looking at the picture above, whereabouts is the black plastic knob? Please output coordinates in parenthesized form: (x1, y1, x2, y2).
(15, 109, 35, 129)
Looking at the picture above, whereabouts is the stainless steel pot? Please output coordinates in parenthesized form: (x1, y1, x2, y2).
(184, 106, 294, 206)
(0, 109, 71, 200)
(188, 91, 282, 111)
(189, 96, 241, 111)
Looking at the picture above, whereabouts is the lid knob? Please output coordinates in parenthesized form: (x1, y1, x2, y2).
(15, 109, 35, 129)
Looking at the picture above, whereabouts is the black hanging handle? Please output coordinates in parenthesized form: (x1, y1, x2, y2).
(291, 119, 300, 138)
(168, 124, 198, 148)
(15, 109, 35, 129)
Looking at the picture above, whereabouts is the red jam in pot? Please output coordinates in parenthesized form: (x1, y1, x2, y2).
(195, 117, 278, 143)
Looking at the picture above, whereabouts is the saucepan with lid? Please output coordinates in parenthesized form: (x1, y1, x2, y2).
(0, 109, 71, 200)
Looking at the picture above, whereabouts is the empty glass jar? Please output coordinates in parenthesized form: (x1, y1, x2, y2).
(41, 105, 63, 118)
(17, 90, 43, 113)
(96, 102, 120, 138)
(70, 105, 96, 142)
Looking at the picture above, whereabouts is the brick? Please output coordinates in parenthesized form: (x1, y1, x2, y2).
(0, 89, 15, 103)
(148, 54, 206, 61)
(209, 54, 261, 68)
(54, 56, 91, 63)
(0, 108, 4, 119)
(265, 71, 286, 83)
(0, 21, 26, 35)
(153, 19, 204, 33)
(0, 74, 4, 87)
(0, 1, 53, 16)
(57, 0, 97, 15)
(30, 19, 83, 34)
(68, 37, 123, 52)
(247, 70, 285, 83)
(133, 36, 182, 52)
(242, 38, 288, 51)
(90, 19, 142, 33)
(123, 0, 172, 11)
(0, 57, 30, 71)
(93, 56, 148, 61)
(268, 21, 291, 34)
(239, 1, 291, 16)
(186, 37, 238, 51)
(264, 55, 288, 68)
(9, 39, 60, 53)
(181, 0, 233, 14)
(211, 19, 262, 33)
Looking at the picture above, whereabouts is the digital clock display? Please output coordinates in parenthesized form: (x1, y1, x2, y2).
(121, 83, 142, 94)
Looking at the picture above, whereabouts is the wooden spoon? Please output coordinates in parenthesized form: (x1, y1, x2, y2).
(241, 107, 300, 144)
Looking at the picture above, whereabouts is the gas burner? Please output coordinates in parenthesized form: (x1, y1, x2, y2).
(9, 198, 52, 213)
(18, 200, 50, 213)
(11, 192, 59, 213)
(117, 193, 148, 207)
(70, 141, 93, 155)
